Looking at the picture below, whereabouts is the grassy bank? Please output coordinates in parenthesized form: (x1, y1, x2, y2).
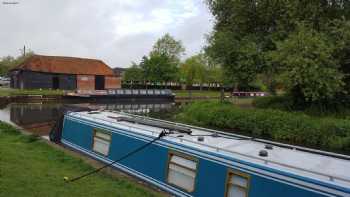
(0, 87, 64, 97)
(0, 122, 163, 197)
(175, 101, 350, 153)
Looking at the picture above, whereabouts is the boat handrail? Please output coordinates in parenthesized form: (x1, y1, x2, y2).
(68, 111, 350, 185)
(69, 112, 164, 138)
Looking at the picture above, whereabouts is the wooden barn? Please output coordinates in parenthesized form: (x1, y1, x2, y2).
(9, 55, 121, 90)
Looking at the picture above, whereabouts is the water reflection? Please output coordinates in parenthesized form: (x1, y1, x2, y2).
(10, 103, 61, 136)
(0, 101, 176, 136)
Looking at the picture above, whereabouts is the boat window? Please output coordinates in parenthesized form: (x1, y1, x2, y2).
(226, 170, 250, 197)
(147, 89, 154, 95)
(116, 89, 124, 94)
(166, 152, 198, 192)
(92, 129, 111, 156)
(107, 89, 115, 95)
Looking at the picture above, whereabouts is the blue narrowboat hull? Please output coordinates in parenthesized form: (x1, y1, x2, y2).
(59, 113, 350, 197)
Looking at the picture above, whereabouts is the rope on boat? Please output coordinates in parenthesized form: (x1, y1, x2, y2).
(64, 130, 169, 183)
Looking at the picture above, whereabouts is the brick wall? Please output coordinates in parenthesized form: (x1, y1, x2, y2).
(105, 76, 121, 89)
(77, 75, 95, 90)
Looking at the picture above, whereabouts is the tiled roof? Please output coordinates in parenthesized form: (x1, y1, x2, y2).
(14, 55, 115, 75)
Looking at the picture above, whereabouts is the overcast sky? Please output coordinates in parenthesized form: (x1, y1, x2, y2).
(0, 0, 213, 68)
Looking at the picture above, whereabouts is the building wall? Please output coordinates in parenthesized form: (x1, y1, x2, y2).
(105, 76, 121, 89)
(10, 70, 76, 90)
(22, 71, 53, 89)
(58, 74, 76, 90)
(76, 75, 95, 90)
(10, 70, 120, 90)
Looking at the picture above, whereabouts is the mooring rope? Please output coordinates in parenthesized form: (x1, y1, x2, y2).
(65, 130, 169, 183)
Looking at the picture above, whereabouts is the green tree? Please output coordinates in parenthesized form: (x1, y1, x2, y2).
(180, 53, 224, 90)
(179, 63, 196, 89)
(269, 24, 344, 101)
(206, 0, 350, 103)
(0, 56, 15, 76)
(207, 65, 223, 88)
(140, 54, 178, 86)
(151, 33, 185, 64)
(180, 56, 203, 89)
(206, 33, 263, 90)
(123, 62, 144, 86)
(0, 51, 34, 76)
(326, 20, 350, 92)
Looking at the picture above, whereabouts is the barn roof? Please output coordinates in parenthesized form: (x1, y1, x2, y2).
(13, 55, 115, 75)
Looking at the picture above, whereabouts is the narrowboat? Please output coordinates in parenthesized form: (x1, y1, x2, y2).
(64, 89, 175, 100)
(50, 110, 350, 197)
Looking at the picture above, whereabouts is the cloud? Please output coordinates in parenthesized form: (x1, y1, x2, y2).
(0, 0, 213, 67)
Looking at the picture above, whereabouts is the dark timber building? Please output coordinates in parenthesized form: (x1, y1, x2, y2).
(10, 55, 121, 90)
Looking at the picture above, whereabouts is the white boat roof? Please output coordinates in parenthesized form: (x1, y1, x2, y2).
(68, 110, 350, 189)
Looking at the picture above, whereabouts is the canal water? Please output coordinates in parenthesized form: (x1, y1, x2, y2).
(0, 100, 179, 137)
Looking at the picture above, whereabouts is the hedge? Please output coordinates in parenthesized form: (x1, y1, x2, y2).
(175, 101, 350, 153)
(253, 96, 350, 117)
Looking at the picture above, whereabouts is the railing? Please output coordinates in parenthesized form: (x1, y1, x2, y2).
(68, 111, 350, 185)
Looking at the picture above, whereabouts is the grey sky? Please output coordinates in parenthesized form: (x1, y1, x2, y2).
(0, 0, 213, 68)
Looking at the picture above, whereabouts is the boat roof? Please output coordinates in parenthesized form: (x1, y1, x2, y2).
(67, 110, 350, 189)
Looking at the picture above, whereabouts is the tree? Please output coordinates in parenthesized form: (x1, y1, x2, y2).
(150, 33, 185, 64)
(123, 62, 144, 86)
(206, 0, 350, 105)
(179, 53, 224, 90)
(140, 54, 178, 85)
(206, 33, 263, 90)
(0, 56, 15, 76)
(326, 20, 350, 92)
(0, 51, 34, 76)
(180, 57, 203, 89)
(269, 24, 344, 102)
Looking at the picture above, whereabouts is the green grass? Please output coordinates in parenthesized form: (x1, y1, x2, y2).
(0, 88, 64, 97)
(0, 122, 164, 197)
(173, 90, 230, 98)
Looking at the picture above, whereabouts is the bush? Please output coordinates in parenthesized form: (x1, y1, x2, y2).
(253, 96, 293, 111)
(254, 95, 350, 118)
(175, 101, 350, 153)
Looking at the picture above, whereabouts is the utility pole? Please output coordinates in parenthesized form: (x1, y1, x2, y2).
(19, 45, 26, 57)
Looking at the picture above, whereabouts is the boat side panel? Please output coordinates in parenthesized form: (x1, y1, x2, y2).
(194, 158, 227, 196)
(62, 118, 93, 150)
(61, 117, 338, 197)
(249, 174, 329, 197)
(62, 117, 183, 194)
(108, 131, 169, 182)
(194, 157, 330, 197)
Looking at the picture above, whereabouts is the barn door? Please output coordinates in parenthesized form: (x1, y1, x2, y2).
(52, 76, 59, 89)
(95, 75, 105, 90)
